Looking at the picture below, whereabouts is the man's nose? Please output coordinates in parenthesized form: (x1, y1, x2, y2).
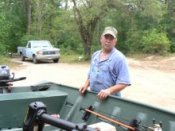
(105, 38, 112, 42)
(105, 35, 114, 41)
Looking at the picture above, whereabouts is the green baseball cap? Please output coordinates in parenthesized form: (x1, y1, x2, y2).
(102, 26, 118, 38)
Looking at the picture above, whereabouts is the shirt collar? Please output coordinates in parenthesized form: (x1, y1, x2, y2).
(95, 48, 116, 62)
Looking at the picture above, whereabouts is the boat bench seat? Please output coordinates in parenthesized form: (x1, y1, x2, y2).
(0, 90, 68, 129)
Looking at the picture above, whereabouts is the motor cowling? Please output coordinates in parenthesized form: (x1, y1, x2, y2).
(0, 65, 10, 80)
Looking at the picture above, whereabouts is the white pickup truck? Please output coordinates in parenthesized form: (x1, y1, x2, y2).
(17, 40, 60, 64)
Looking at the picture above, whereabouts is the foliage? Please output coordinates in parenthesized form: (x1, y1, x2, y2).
(0, 12, 11, 54)
(142, 29, 170, 55)
(52, 10, 83, 53)
(125, 30, 143, 54)
(161, 0, 175, 53)
(60, 51, 87, 63)
(20, 35, 39, 46)
(0, 44, 7, 55)
(135, 0, 166, 22)
(0, 0, 174, 58)
(0, 0, 26, 53)
(170, 38, 175, 52)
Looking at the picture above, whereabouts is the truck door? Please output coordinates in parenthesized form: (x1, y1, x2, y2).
(26, 42, 33, 58)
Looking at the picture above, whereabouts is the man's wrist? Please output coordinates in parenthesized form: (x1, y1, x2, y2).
(101, 89, 111, 96)
(106, 89, 111, 95)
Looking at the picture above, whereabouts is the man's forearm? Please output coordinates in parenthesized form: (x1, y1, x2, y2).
(107, 84, 127, 95)
(84, 79, 90, 88)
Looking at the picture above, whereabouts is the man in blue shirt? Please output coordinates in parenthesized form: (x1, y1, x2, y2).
(79, 26, 131, 100)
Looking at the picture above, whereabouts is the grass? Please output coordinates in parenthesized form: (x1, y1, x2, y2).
(60, 52, 90, 64)
(0, 55, 21, 69)
(0, 52, 90, 68)
(0, 56, 13, 66)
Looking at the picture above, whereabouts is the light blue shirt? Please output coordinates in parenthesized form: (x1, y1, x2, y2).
(88, 48, 131, 96)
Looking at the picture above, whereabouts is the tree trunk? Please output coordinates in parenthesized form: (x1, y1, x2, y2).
(65, 0, 69, 10)
(72, 0, 91, 59)
(26, 0, 32, 34)
(34, 0, 43, 36)
(80, 28, 92, 59)
(81, 31, 92, 59)
(72, 0, 105, 59)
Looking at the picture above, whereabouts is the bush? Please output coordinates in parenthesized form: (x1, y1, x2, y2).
(0, 44, 7, 55)
(125, 30, 143, 54)
(170, 38, 175, 53)
(20, 35, 38, 46)
(142, 29, 170, 55)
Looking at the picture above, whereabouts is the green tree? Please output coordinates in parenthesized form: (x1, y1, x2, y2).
(163, 0, 175, 52)
(71, 0, 121, 59)
(106, 0, 168, 54)
(0, 0, 26, 53)
(142, 29, 170, 55)
(0, 0, 174, 57)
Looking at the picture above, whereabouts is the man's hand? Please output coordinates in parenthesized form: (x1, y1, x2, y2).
(51, 114, 60, 119)
(79, 79, 90, 95)
(97, 89, 111, 100)
(79, 85, 87, 95)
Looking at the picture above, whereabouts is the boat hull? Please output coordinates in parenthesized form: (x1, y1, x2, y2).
(0, 82, 175, 131)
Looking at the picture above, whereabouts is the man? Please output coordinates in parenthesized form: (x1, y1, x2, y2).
(79, 26, 131, 100)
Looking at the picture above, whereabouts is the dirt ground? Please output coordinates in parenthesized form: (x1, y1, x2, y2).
(11, 56, 175, 112)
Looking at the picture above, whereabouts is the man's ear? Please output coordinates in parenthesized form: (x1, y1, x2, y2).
(100, 36, 103, 43)
(114, 39, 117, 45)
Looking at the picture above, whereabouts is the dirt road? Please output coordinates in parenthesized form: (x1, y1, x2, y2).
(11, 56, 175, 112)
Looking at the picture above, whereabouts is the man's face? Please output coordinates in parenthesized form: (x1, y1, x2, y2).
(100, 34, 116, 52)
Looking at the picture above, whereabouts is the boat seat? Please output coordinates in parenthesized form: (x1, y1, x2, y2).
(0, 90, 68, 129)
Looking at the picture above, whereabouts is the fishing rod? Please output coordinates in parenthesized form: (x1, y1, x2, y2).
(80, 106, 137, 131)
(80, 106, 163, 131)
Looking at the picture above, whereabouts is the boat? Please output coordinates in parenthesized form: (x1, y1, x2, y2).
(0, 81, 175, 131)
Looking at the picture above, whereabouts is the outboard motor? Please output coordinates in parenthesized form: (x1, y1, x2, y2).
(0, 65, 26, 93)
(0, 65, 11, 80)
(23, 101, 96, 131)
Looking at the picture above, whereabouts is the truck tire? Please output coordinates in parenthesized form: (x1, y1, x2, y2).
(21, 54, 25, 61)
(32, 56, 38, 64)
(53, 58, 59, 63)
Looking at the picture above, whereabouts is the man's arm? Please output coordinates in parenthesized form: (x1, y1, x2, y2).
(79, 79, 90, 95)
(97, 84, 127, 100)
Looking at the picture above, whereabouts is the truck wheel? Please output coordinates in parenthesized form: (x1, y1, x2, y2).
(32, 56, 38, 64)
(21, 54, 25, 61)
(53, 58, 59, 63)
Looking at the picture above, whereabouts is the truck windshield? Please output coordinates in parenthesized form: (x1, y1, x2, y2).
(31, 41, 52, 48)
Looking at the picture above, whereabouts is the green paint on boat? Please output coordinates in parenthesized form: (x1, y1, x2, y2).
(0, 82, 174, 131)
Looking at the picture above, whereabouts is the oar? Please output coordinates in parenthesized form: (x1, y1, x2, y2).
(81, 107, 136, 131)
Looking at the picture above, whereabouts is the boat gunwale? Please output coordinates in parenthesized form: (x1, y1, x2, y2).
(11, 82, 175, 115)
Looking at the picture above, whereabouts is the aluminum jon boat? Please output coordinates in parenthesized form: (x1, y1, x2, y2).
(0, 81, 175, 131)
